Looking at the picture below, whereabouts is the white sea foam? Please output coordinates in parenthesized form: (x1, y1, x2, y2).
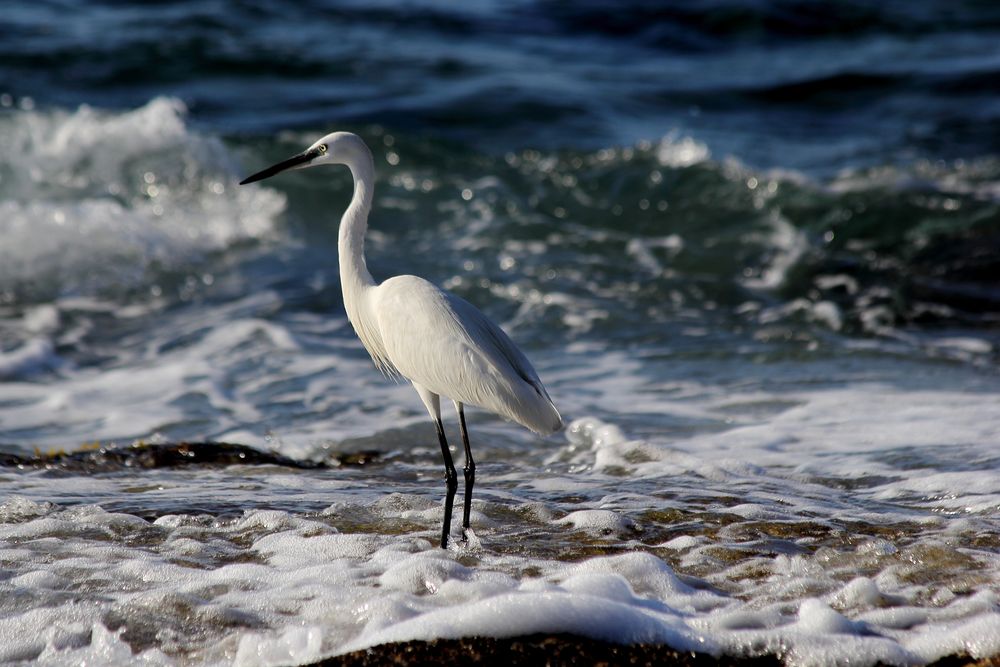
(0, 337, 61, 380)
(1, 494, 998, 666)
(740, 212, 810, 292)
(0, 289, 421, 450)
(656, 133, 711, 168)
(0, 98, 284, 301)
(3, 353, 1000, 667)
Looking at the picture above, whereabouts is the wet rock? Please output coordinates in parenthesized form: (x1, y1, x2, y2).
(0, 442, 380, 472)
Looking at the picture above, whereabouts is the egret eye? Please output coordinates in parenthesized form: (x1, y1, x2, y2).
(317, 144, 328, 154)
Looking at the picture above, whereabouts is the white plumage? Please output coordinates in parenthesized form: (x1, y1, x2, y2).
(241, 131, 561, 548)
(374, 276, 561, 435)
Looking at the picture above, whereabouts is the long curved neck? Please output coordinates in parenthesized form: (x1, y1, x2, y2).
(339, 147, 377, 296)
(338, 140, 396, 374)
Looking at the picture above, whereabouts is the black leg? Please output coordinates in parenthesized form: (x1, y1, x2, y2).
(435, 418, 458, 549)
(458, 404, 476, 540)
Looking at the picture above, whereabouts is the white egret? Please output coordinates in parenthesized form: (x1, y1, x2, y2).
(240, 132, 562, 548)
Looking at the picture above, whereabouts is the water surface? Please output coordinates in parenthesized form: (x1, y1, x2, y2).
(1, 1, 999, 664)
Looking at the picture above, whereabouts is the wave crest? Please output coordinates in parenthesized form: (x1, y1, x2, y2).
(0, 97, 284, 303)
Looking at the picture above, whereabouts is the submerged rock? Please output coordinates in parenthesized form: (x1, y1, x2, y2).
(314, 634, 1000, 667)
(314, 634, 781, 667)
(0, 441, 379, 472)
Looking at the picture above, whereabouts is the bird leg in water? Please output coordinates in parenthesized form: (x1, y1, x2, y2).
(434, 418, 459, 549)
(458, 404, 476, 541)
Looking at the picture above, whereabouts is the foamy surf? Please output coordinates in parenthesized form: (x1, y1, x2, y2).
(4, 355, 1000, 665)
(0, 98, 284, 303)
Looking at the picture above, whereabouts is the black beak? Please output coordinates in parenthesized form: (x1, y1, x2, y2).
(240, 148, 320, 185)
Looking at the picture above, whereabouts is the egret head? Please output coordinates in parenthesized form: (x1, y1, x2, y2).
(240, 131, 370, 185)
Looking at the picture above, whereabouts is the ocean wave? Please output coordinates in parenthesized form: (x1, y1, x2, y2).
(290, 129, 999, 349)
(2, 98, 996, 365)
(0, 97, 284, 303)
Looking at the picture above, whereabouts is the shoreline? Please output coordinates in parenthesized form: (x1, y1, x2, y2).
(310, 634, 1000, 667)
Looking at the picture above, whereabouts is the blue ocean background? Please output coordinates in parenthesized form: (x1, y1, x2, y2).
(2, 0, 998, 335)
(1, 2, 999, 665)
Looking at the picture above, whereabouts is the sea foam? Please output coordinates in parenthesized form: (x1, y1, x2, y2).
(0, 97, 284, 302)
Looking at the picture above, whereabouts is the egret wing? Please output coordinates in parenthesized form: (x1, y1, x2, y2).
(373, 276, 561, 434)
(444, 292, 552, 402)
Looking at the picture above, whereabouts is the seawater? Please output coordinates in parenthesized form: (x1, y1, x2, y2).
(1, 2, 999, 665)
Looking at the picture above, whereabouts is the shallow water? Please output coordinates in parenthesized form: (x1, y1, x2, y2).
(1, 1, 1000, 665)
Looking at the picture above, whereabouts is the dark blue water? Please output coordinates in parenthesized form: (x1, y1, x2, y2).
(4, 0, 1000, 170)
(3, 0, 999, 328)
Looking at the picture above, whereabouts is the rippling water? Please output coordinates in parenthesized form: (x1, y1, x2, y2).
(1, 1, 999, 665)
